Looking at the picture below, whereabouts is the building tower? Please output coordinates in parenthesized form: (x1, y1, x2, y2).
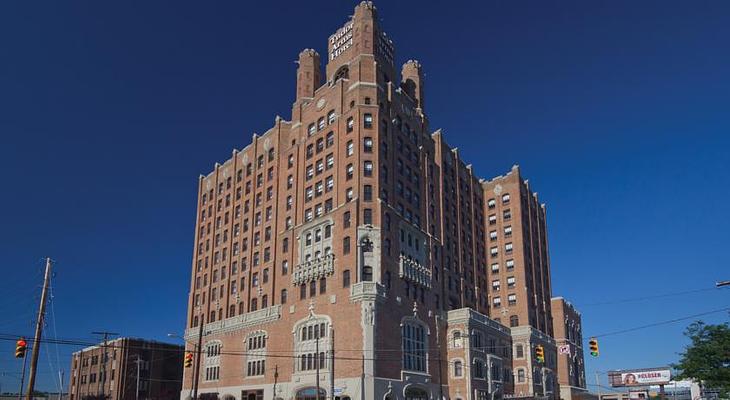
(181, 3, 575, 400)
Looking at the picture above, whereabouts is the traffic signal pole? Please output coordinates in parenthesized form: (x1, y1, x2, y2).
(18, 351, 28, 400)
(26, 257, 52, 400)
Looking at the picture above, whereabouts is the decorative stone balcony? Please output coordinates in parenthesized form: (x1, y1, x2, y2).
(349, 281, 387, 303)
(398, 254, 432, 289)
(292, 253, 335, 286)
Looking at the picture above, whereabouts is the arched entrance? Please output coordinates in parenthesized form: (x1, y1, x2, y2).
(404, 387, 428, 400)
(295, 387, 327, 400)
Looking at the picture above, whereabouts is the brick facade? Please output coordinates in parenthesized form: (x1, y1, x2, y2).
(68, 338, 183, 400)
(182, 2, 581, 400)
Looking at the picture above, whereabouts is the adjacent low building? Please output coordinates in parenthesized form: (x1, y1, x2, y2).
(68, 338, 183, 400)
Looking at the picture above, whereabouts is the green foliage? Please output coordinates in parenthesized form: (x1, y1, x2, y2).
(672, 321, 730, 396)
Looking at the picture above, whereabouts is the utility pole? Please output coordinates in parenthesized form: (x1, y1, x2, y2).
(595, 372, 602, 400)
(57, 371, 64, 400)
(92, 331, 118, 399)
(133, 356, 144, 400)
(18, 349, 28, 400)
(26, 257, 52, 400)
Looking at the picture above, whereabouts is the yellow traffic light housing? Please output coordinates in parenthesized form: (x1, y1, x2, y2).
(589, 337, 599, 357)
(15, 338, 27, 358)
(535, 345, 545, 363)
(184, 351, 194, 368)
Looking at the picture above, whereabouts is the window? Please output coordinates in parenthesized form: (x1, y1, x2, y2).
(515, 344, 524, 358)
(490, 230, 498, 241)
(317, 117, 325, 131)
(343, 211, 351, 228)
(489, 214, 497, 225)
(346, 140, 354, 156)
(346, 117, 354, 132)
(510, 315, 519, 327)
(346, 164, 354, 180)
(488, 198, 496, 209)
(504, 225, 512, 237)
(346, 187, 354, 202)
(454, 360, 463, 377)
(364, 113, 373, 129)
(300, 284, 306, 300)
(362, 265, 373, 282)
(364, 161, 373, 176)
(507, 276, 516, 289)
(326, 131, 334, 147)
(508, 294, 517, 306)
(343, 269, 351, 288)
(363, 137, 373, 152)
(505, 242, 513, 254)
(517, 369, 526, 383)
(288, 154, 295, 168)
(502, 193, 510, 204)
(402, 321, 426, 372)
(319, 277, 327, 294)
(343, 236, 350, 254)
(503, 209, 511, 220)
(309, 280, 316, 297)
(363, 185, 373, 201)
(506, 259, 515, 270)
(493, 297, 501, 308)
(326, 154, 334, 169)
(308, 123, 316, 136)
(363, 208, 373, 225)
(327, 110, 336, 125)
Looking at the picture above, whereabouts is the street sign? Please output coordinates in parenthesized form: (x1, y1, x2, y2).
(558, 345, 571, 355)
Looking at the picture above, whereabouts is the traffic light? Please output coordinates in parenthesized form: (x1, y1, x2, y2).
(535, 345, 545, 363)
(15, 338, 27, 358)
(589, 337, 599, 357)
(184, 351, 194, 368)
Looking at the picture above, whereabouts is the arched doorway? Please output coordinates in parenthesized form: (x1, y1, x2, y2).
(295, 387, 327, 400)
(404, 387, 428, 400)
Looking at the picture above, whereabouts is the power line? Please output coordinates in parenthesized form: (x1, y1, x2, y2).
(580, 287, 720, 307)
(590, 306, 730, 338)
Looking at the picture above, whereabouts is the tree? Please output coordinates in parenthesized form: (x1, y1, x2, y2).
(672, 321, 730, 396)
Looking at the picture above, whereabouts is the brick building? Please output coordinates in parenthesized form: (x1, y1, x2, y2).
(68, 338, 183, 400)
(551, 298, 589, 400)
(182, 2, 582, 400)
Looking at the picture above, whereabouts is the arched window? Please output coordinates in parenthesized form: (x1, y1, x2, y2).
(295, 387, 326, 400)
(404, 387, 427, 400)
(452, 331, 462, 347)
(454, 360, 463, 377)
(334, 66, 349, 82)
(402, 320, 427, 372)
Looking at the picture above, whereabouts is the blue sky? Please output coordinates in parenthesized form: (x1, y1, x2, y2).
(1, 0, 729, 394)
